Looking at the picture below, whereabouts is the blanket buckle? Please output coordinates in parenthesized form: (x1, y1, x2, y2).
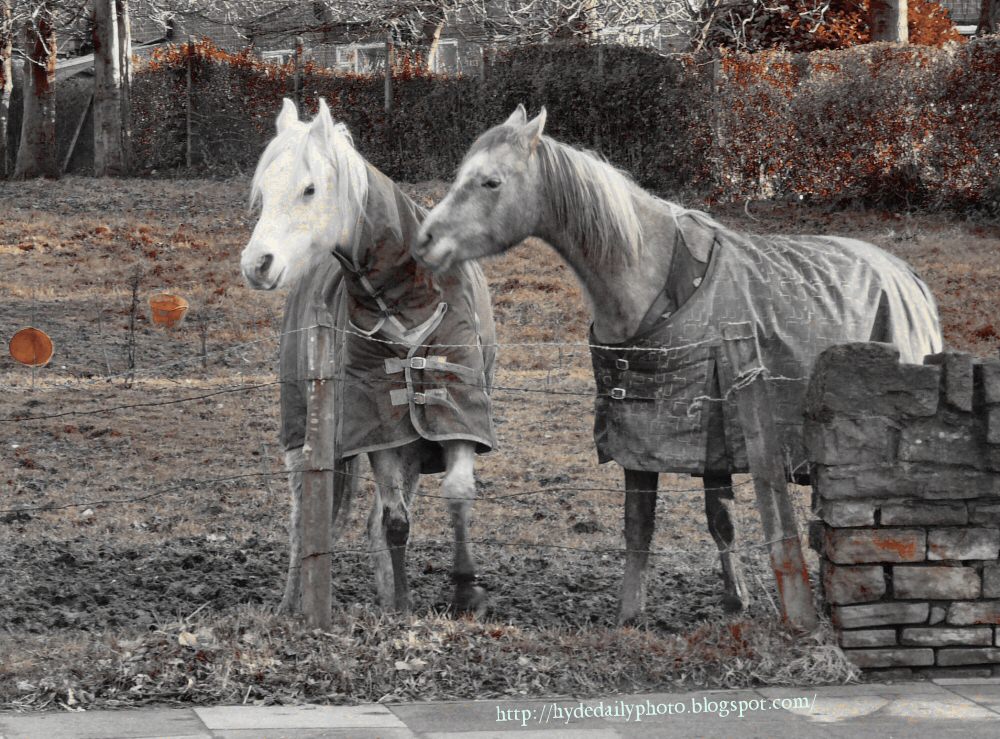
(611, 387, 626, 400)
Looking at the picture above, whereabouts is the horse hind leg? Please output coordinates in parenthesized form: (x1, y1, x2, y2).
(704, 472, 749, 614)
(368, 445, 421, 612)
(618, 469, 658, 626)
(441, 441, 486, 616)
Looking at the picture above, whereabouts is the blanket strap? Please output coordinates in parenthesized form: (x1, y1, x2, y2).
(384, 355, 482, 381)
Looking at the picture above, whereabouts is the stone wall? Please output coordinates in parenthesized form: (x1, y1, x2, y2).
(805, 342, 1000, 677)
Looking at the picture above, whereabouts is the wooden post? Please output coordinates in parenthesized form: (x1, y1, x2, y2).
(185, 36, 193, 168)
(720, 321, 818, 632)
(300, 314, 336, 628)
(293, 35, 304, 113)
(384, 32, 393, 114)
(62, 93, 93, 174)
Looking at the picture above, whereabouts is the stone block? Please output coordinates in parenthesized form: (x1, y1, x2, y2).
(928, 528, 1000, 561)
(919, 667, 993, 679)
(984, 565, 1000, 598)
(825, 528, 925, 564)
(948, 601, 1000, 626)
(925, 352, 975, 412)
(967, 503, 1000, 526)
(807, 520, 826, 552)
(975, 359, 1000, 406)
(899, 419, 984, 469)
(804, 416, 898, 466)
(989, 407, 1000, 446)
(900, 627, 993, 647)
(881, 501, 967, 526)
(930, 605, 947, 625)
(814, 463, 1000, 501)
(840, 629, 897, 648)
(892, 566, 981, 599)
(937, 648, 1000, 666)
(833, 601, 929, 629)
(844, 648, 935, 668)
(805, 343, 940, 420)
(817, 500, 877, 527)
(823, 564, 886, 604)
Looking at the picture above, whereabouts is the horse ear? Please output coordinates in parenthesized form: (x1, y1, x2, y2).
(276, 98, 298, 134)
(308, 98, 335, 151)
(503, 104, 527, 128)
(523, 106, 547, 153)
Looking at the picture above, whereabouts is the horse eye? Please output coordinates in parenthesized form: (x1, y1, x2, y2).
(303, 184, 315, 197)
(483, 178, 501, 190)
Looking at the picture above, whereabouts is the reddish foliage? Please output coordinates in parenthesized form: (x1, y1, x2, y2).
(704, 0, 963, 52)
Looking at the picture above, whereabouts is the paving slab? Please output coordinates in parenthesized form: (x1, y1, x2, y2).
(213, 730, 416, 739)
(390, 699, 617, 733)
(938, 682, 1000, 713)
(0, 708, 209, 739)
(422, 731, 621, 739)
(194, 704, 406, 731)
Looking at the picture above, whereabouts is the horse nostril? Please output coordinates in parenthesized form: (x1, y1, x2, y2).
(419, 232, 432, 252)
(258, 253, 273, 275)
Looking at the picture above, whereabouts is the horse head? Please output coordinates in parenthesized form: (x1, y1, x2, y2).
(413, 105, 548, 273)
(241, 98, 368, 290)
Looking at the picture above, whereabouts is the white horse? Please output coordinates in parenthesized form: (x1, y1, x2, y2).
(412, 105, 943, 625)
(241, 99, 497, 616)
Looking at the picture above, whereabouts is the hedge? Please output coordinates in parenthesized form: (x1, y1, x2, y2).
(130, 38, 1000, 211)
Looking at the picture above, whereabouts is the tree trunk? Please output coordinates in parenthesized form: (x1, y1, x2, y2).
(977, 0, 998, 35)
(870, 0, 909, 43)
(0, 0, 13, 178)
(117, 0, 132, 172)
(13, 4, 57, 179)
(94, 0, 125, 175)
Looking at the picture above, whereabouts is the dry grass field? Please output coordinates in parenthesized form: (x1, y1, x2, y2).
(1, 175, 998, 709)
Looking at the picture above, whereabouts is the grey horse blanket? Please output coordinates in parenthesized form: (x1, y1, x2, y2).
(591, 213, 942, 476)
(279, 165, 496, 474)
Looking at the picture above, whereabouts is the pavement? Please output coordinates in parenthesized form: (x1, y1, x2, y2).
(4, 679, 1000, 738)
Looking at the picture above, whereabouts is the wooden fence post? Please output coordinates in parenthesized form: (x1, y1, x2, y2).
(720, 321, 818, 632)
(301, 314, 336, 629)
(293, 36, 304, 113)
(185, 36, 193, 169)
(384, 32, 393, 114)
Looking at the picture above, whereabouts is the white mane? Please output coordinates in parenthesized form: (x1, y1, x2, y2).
(535, 137, 644, 265)
(249, 117, 369, 247)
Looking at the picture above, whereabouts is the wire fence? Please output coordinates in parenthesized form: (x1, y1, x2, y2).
(2, 306, 817, 620)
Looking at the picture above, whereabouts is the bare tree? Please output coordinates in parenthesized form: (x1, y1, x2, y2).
(1, 0, 13, 177)
(13, 0, 57, 179)
(871, 0, 908, 42)
(117, 0, 132, 170)
(976, 0, 998, 34)
(94, 0, 125, 174)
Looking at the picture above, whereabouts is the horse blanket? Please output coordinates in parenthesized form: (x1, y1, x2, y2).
(279, 165, 496, 474)
(591, 213, 942, 476)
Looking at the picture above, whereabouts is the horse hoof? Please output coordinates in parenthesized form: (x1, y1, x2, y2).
(453, 584, 487, 618)
(721, 593, 748, 614)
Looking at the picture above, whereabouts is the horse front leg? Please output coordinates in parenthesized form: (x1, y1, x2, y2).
(368, 446, 421, 612)
(704, 472, 749, 613)
(619, 469, 658, 625)
(442, 441, 486, 616)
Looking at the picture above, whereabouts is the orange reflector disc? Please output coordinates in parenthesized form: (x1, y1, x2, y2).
(9, 327, 54, 367)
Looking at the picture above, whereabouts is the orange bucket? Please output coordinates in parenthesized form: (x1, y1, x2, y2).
(9, 327, 54, 367)
(149, 293, 189, 328)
